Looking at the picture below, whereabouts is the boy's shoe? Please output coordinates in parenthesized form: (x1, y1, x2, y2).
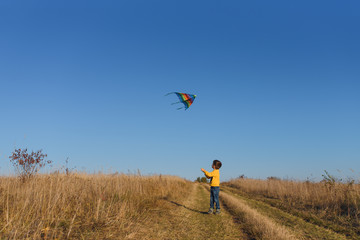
(207, 208, 214, 214)
(215, 209, 221, 215)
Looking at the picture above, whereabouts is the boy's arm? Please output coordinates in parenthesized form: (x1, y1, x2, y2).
(201, 168, 214, 178)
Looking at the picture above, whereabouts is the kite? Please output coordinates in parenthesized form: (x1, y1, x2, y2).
(166, 92, 197, 110)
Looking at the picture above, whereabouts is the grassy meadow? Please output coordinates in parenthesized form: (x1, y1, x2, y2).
(1, 173, 359, 239)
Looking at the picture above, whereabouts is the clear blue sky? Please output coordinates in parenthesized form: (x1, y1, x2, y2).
(1, 1, 359, 181)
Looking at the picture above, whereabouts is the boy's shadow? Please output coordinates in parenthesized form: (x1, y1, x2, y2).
(166, 200, 208, 214)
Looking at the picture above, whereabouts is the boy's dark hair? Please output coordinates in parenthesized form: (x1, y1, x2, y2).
(213, 160, 222, 169)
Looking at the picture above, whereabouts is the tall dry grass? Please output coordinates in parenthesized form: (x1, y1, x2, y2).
(225, 178, 360, 231)
(0, 173, 189, 239)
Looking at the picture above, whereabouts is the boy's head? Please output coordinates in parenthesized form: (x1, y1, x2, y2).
(212, 160, 222, 169)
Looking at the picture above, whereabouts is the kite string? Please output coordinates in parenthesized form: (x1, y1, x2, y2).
(171, 101, 182, 105)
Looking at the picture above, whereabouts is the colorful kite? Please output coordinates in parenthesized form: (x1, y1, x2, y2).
(166, 92, 197, 110)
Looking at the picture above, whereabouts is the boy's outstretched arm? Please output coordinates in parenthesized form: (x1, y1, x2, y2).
(201, 168, 214, 178)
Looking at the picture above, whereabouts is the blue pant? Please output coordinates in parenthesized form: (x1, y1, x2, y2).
(210, 186, 220, 210)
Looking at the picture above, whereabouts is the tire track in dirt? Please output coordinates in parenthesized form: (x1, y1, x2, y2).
(222, 186, 350, 240)
(221, 190, 298, 240)
(203, 185, 297, 240)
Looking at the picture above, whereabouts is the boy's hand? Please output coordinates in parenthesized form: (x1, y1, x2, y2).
(201, 168, 205, 172)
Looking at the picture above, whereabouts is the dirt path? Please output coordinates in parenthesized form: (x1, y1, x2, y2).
(131, 183, 249, 240)
(127, 183, 352, 240)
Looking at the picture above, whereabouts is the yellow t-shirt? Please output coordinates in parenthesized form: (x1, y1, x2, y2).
(203, 169, 220, 187)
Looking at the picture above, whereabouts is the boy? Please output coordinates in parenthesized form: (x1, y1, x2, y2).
(201, 160, 222, 214)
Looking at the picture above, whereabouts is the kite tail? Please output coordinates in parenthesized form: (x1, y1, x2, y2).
(165, 92, 175, 96)
(171, 101, 182, 105)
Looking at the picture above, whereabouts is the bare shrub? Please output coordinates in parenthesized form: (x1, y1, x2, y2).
(9, 148, 52, 181)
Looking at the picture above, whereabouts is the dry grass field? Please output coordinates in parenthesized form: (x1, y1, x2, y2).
(1, 173, 359, 239)
(0, 173, 189, 239)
